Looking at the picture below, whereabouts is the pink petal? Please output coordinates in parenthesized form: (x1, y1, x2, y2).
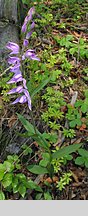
(8, 56, 20, 65)
(7, 86, 23, 94)
(23, 39, 29, 47)
(19, 95, 27, 103)
(23, 79, 27, 89)
(30, 22, 35, 29)
(12, 97, 21, 104)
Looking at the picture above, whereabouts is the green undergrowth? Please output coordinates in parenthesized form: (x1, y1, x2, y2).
(0, 0, 88, 200)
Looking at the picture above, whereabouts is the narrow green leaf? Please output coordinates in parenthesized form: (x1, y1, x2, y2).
(52, 144, 82, 159)
(17, 113, 49, 150)
(17, 113, 35, 135)
(27, 165, 48, 175)
(31, 77, 51, 98)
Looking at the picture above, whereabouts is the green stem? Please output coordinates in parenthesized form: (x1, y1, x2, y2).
(30, 110, 37, 135)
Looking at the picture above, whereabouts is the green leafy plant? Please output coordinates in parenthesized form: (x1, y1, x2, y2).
(66, 104, 82, 128)
(51, 146, 73, 173)
(54, 35, 88, 61)
(56, 172, 72, 191)
(63, 129, 76, 138)
(75, 148, 88, 168)
(2, 1, 88, 200)
(21, 144, 33, 156)
(0, 74, 15, 102)
(0, 154, 42, 199)
(41, 86, 66, 130)
(17, 113, 82, 179)
(44, 192, 52, 200)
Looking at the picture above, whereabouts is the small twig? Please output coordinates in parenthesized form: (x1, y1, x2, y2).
(0, 66, 13, 77)
(70, 91, 78, 106)
(58, 91, 78, 147)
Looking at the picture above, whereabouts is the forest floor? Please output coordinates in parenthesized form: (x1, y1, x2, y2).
(0, 0, 88, 200)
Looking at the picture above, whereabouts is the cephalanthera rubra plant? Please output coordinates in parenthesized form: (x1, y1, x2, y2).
(6, 7, 82, 178)
(6, 7, 40, 110)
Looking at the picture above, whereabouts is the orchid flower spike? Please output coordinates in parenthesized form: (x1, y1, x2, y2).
(6, 7, 40, 111)
(6, 42, 20, 55)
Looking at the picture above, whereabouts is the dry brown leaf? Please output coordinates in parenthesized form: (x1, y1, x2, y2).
(53, 176, 59, 183)
(33, 141, 38, 148)
(45, 176, 59, 184)
(8, 114, 17, 128)
(45, 177, 52, 183)
(79, 124, 86, 131)
(61, 105, 67, 113)
(72, 182, 83, 187)
(72, 171, 79, 183)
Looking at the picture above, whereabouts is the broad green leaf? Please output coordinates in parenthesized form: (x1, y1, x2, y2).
(12, 177, 18, 186)
(0, 164, 5, 180)
(12, 177, 18, 194)
(70, 120, 76, 128)
(3, 161, 14, 172)
(16, 173, 26, 182)
(27, 165, 48, 175)
(21, 0, 29, 4)
(52, 143, 82, 159)
(85, 159, 88, 168)
(7, 155, 14, 162)
(24, 147, 32, 156)
(44, 192, 52, 200)
(0, 171, 4, 181)
(15, 164, 21, 170)
(35, 193, 42, 200)
(84, 90, 88, 98)
(76, 118, 82, 126)
(31, 77, 51, 98)
(13, 186, 18, 194)
(2, 173, 13, 188)
(75, 157, 85, 165)
(26, 180, 43, 192)
(18, 185, 26, 198)
(0, 191, 5, 200)
(65, 155, 73, 160)
(39, 159, 49, 167)
(81, 102, 88, 113)
(42, 153, 50, 160)
(39, 153, 50, 167)
(75, 100, 83, 108)
(78, 149, 88, 157)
